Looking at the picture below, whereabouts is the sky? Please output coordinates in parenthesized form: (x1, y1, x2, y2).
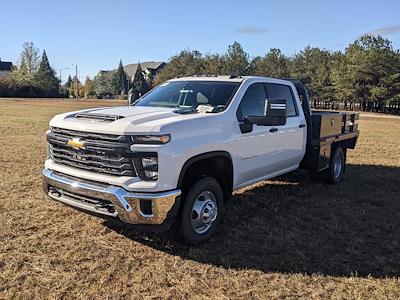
(2, 0, 400, 82)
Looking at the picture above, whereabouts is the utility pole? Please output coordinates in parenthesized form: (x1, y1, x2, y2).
(75, 65, 78, 101)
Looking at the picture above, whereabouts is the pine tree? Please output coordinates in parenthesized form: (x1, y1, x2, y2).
(331, 35, 398, 110)
(37, 50, 59, 96)
(157, 50, 204, 82)
(113, 59, 127, 95)
(65, 75, 72, 89)
(291, 47, 333, 101)
(60, 75, 73, 97)
(252, 48, 290, 78)
(223, 41, 249, 76)
(93, 71, 114, 98)
(132, 63, 148, 97)
(203, 53, 225, 76)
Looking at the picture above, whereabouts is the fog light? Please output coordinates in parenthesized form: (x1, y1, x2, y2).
(142, 157, 158, 180)
(133, 153, 159, 181)
(139, 199, 153, 216)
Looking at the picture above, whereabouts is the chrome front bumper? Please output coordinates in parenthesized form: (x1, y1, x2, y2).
(42, 168, 181, 225)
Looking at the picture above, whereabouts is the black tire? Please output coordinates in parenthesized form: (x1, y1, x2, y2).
(180, 177, 224, 245)
(324, 146, 345, 184)
(308, 146, 346, 184)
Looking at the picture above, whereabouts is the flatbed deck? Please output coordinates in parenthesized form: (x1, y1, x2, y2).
(287, 79, 360, 173)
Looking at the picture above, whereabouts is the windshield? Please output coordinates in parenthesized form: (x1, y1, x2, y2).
(135, 81, 240, 112)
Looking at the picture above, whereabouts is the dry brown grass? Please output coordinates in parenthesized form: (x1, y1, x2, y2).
(0, 99, 400, 299)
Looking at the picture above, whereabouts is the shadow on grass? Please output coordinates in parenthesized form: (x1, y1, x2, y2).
(105, 164, 400, 278)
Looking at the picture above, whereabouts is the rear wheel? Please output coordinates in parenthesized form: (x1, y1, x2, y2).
(327, 146, 345, 184)
(308, 145, 345, 184)
(180, 177, 223, 245)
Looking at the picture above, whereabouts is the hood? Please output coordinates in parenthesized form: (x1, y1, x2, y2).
(49, 105, 209, 135)
(75, 106, 177, 124)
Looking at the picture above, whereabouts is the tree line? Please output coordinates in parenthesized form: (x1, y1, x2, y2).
(1, 36, 399, 113)
(88, 60, 150, 99)
(156, 35, 400, 113)
(0, 43, 150, 99)
(0, 42, 60, 97)
(62, 59, 149, 99)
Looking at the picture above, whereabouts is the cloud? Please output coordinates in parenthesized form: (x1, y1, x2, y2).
(236, 26, 269, 34)
(364, 24, 400, 36)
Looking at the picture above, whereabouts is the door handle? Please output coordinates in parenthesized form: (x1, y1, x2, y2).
(299, 124, 306, 128)
(269, 128, 278, 133)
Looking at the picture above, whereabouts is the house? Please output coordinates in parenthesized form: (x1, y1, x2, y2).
(0, 59, 13, 78)
(103, 61, 166, 82)
(123, 61, 166, 82)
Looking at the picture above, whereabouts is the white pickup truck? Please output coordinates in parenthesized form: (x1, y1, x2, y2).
(43, 76, 359, 244)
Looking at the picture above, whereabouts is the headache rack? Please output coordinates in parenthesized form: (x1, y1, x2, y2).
(47, 127, 136, 177)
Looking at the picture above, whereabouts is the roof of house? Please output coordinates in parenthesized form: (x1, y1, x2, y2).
(0, 60, 13, 71)
(108, 61, 165, 78)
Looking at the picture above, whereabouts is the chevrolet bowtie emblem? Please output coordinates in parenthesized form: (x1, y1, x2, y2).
(67, 137, 86, 150)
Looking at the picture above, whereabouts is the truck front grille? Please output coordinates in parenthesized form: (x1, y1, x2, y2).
(47, 127, 136, 177)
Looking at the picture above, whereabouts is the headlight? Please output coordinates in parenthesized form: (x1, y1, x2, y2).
(133, 153, 159, 181)
(131, 134, 170, 144)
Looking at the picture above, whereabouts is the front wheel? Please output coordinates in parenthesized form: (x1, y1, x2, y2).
(180, 177, 224, 245)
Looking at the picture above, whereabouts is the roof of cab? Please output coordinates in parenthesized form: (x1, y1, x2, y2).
(167, 75, 293, 85)
(168, 75, 245, 83)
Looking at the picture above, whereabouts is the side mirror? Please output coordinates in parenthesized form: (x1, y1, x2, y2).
(245, 98, 287, 126)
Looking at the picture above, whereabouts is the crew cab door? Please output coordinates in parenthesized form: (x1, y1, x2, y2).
(264, 83, 306, 168)
(235, 83, 282, 185)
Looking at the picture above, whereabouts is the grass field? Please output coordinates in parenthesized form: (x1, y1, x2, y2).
(0, 99, 400, 299)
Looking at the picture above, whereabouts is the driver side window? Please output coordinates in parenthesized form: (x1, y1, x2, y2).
(236, 83, 267, 121)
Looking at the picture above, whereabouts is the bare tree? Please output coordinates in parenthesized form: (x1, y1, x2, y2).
(19, 42, 40, 75)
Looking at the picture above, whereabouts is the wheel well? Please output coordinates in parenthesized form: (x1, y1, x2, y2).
(178, 153, 233, 201)
(334, 137, 357, 150)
